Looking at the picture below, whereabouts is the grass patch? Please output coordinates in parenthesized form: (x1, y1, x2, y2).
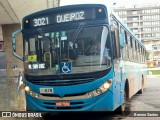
(151, 70, 160, 75)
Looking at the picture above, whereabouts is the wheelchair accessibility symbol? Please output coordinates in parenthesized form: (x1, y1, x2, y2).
(61, 62, 72, 73)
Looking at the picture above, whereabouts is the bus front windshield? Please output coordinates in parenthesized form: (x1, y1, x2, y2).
(24, 25, 111, 76)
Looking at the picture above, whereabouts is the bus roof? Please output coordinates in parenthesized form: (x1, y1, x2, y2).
(22, 4, 108, 29)
(23, 4, 107, 21)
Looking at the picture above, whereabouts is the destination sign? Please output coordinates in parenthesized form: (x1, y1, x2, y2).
(33, 17, 49, 27)
(30, 10, 90, 27)
(23, 7, 106, 29)
(56, 11, 85, 23)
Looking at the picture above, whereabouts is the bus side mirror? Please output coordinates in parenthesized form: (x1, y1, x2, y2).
(110, 20, 118, 31)
(119, 33, 125, 49)
(12, 29, 24, 61)
(12, 37, 16, 52)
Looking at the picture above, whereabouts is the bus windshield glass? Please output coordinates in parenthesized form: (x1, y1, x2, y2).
(24, 25, 111, 76)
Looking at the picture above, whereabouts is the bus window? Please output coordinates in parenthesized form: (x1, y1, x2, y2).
(126, 34, 131, 60)
(132, 39, 136, 61)
(24, 25, 111, 75)
(24, 41, 29, 57)
(141, 46, 144, 63)
(29, 38, 36, 55)
(115, 31, 120, 57)
(111, 19, 120, 59)
(134, 41, 137, 61)
(130, 36, 133, 61)
(142, 47, 145, 63)
(130, 37, 133, 48)
(137, 43, 140, 62)
(135, 41, 137, 50)
(124, 31, 128, 44)
(127, 34, 130, 46)
(119, 27, 125, 48)
(122, 31, 128, 60)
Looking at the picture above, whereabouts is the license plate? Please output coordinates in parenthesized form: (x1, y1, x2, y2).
(56, 101, 70, 107)
(40, 88, 54, 94)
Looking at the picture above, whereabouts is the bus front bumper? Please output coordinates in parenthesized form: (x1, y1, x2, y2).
(25, 90, 114, 111)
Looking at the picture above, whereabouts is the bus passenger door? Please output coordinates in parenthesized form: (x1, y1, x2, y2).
(111, 18, 122, 108)
(119, 27, 126, 105)
(111, 17, 127, 108)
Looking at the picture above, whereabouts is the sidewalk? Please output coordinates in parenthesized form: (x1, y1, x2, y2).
(0, 70, 25, 111)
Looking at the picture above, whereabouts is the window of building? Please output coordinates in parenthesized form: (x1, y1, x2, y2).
(133, 29, 138, 32)
(144, 34, 152, 37)
(132, 11, 138, 14)
(133, 23, 139, 26)
(133, 17, 138, 20)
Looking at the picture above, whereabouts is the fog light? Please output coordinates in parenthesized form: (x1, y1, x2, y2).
(96, 88, 102, 95)
(29, 91, 33, 95)
(88, 92, 94, 98)
(35, 93, 39, 98)
(25, 86, 30, 92)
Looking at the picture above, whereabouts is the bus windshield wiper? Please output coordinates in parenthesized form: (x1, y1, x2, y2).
(72, 22, 85, 43)
(37, 28, 55, 48)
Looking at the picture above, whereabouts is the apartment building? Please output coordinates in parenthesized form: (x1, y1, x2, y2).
(114, 4, 160, 67)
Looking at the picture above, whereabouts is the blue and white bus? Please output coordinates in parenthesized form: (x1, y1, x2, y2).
(12, 4, 147, 111)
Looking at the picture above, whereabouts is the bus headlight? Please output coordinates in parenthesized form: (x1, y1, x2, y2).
(25, 86, 30, 92)
(103, 82, 110, 89)
(25, 86, 39, 98)
(87, 79, 112, 98)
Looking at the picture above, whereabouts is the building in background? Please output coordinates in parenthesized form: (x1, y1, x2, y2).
(114, 4, 160, 67)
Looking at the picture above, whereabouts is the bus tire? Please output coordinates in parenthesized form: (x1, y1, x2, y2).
(137, 77, 144, 94)
(116, 88, 127, 114)
(121, 90, 126, 112)
(138, 81, 144, 94)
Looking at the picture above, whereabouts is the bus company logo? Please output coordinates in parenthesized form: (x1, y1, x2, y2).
(1, 112, 42, 118)
(2, 112, 11, 117)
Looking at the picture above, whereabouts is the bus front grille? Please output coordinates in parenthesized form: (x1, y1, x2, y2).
(29, 78, 95, 86)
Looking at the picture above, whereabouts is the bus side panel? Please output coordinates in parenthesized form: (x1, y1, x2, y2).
(124, 62, 136, 99)
(113, 63, 126, 110)
(124, 62, 146, 99)
(113, 75, 121, 109)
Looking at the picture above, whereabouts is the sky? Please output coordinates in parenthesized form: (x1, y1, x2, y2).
(60, 0, 160, 7)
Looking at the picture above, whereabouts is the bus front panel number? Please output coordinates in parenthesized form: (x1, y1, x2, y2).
(33, 17, 49, 27)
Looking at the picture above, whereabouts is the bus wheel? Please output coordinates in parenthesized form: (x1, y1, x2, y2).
(121, 90, 126, 112)
(137, 78, 144, 94)
(116, 90, 126, 114)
